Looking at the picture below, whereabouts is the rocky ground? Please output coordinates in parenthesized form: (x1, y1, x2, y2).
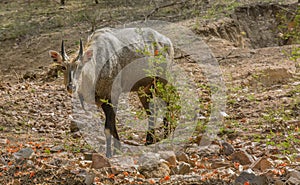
(0, 0, 299, 184)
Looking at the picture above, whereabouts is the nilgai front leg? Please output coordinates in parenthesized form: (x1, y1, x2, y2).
(101, 101, 121, 158)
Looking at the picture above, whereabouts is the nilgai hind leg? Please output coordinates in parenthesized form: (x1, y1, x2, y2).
(138, 80, 171, 146)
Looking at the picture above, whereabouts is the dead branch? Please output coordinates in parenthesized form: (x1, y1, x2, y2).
(145, 0, 188, 20)
(217, 49, 235, 62)
(174, 54, 191, 60)
(274, 4, 297, 16)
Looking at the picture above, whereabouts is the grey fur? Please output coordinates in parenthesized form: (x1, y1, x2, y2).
(75, 27, 174, 105)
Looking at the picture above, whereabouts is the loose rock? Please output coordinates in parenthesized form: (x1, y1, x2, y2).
(176, 151, 190, 163)
(158, 151, 177, 167)
(91, 153, 111, 169)
(235, 171, 269, 185)
(50, 145, 64, 153)
(231, 150, 254, 165)
(251, 157, 273, 171)
(13, 147, 34, 162)
(177, 162, 191, 175)
(211, 161, 231, 169)
(84, 153, 93, 161)
(286, 170, 300, 185)
(84, 172, 95, 185)
(221, 141, 235, 156)
(70, 121, 80, 132)
(138, 153, 170, 178)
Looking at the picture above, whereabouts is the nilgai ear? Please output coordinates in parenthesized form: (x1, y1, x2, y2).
(49, 50, 63, 64)
(82, 50, 93, 63)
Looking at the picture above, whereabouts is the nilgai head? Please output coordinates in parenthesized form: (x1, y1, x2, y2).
(49, 40, 83, 93)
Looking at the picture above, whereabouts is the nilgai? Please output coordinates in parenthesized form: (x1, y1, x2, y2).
(49, 27, 174, 157)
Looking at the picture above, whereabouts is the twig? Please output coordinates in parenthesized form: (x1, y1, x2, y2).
(12, 70, 22, 83)
(123, 140, 142, 146)
(217, 49, 235, 62)
(145, 0, 187, 20)
(274, 4, 297, 16)
(174, 54, 190, 60)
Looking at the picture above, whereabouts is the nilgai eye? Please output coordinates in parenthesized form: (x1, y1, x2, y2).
(61, 66, 66, 70)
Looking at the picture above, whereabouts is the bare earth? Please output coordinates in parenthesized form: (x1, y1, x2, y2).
(0, 1, 299, 184)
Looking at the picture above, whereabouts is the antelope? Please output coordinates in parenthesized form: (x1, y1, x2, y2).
(49, 27, 174, 157)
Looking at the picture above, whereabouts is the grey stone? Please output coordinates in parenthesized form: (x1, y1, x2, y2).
(84, 173, 95, 185)
(222, 141, 235, 155)
(13, 147, 34, 160)
(235, 171, 268, 185)
(138, 152, 170, 178)
(286, 170, 300, 185)
(50, 145, 64, 152)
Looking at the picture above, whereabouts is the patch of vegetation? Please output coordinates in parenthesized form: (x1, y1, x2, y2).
(0, 1, 58, 40)
(0, 0, 131, 41)
(0, 0, 213, 41)
(277, 6, 300, 69)
(44, 148, 51, 154)
(261, 106, 300, 154)
(278, 7, 300, 44)
(202, 0, 241, 19)
(265, 130, 299, 154)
